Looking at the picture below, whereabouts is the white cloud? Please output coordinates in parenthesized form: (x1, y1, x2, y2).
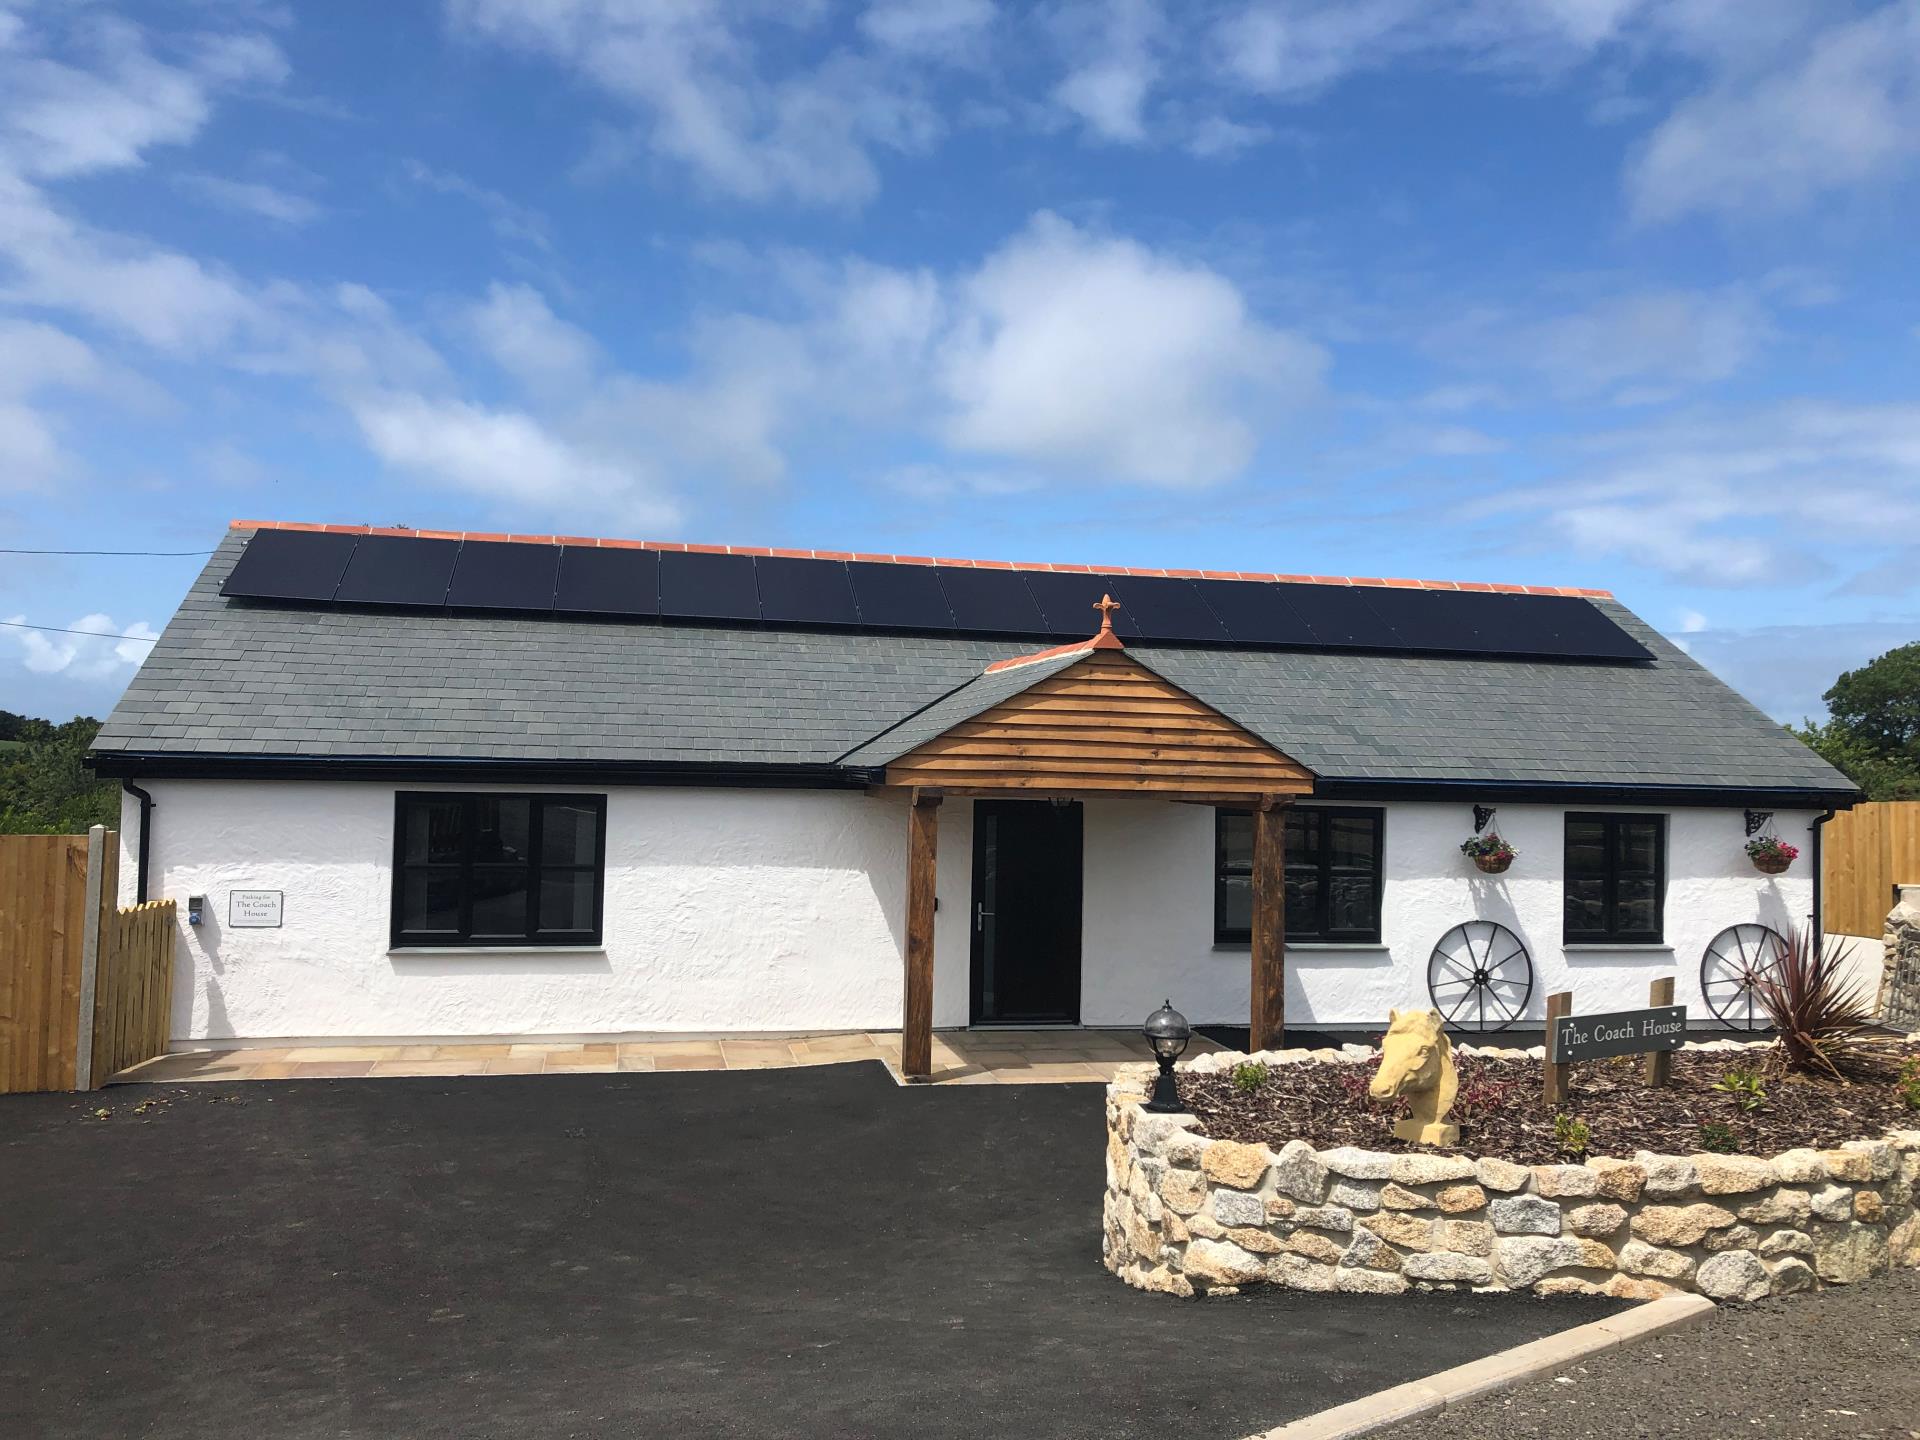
(938, 213, 1325, 485)
(445, 0, 940, 206)
(1677, 608, 1708, 633)
(1628, 4, 1920, 224)
(1051, 0, 1162, 143)
(349, 392, 682, 530)
(859, 0, 996, 60)
(401, 159, 552, 250)
(466, 282, 599, 395)
(6, 613, 159, 680)
(176, 173, 320, 225)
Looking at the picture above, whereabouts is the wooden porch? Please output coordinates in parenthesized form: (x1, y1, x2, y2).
(883, 600, 1315, 1078)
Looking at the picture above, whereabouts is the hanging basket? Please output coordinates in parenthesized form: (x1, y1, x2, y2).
(1751, 850, 1792, 875)
(1473, 852, 1514, 875)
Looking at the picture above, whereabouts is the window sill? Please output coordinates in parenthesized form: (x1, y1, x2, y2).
(1212, 942, 1388, 953)
(388, 945, 608, 956)
(1562, 943, 1674, 953)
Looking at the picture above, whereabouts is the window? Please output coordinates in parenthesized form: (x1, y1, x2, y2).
(392, 793, 606, 948)
(1563, 812, 1665, 944)
(1215, 806, 1384, 944)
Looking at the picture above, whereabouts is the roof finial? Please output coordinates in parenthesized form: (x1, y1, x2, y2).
(1094, 593, 1121, 635)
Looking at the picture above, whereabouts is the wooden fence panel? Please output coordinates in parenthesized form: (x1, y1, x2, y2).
(92, 900, 177, 1083)
(0, 834, 90, 1093)
(1825, 801, 1920, 938)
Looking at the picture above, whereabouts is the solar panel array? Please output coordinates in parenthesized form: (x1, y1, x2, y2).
(219, 529, 1652, 662)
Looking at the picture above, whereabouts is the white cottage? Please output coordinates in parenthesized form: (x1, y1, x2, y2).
(89, 521, 1858, 1075)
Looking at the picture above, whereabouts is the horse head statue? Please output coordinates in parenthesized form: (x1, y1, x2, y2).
(1369, 1008, 1460, 1147)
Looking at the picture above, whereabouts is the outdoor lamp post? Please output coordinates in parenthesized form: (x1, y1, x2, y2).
(1142, 999, 1191, 1113)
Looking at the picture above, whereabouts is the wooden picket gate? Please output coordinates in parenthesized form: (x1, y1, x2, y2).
(0, 827, 176, 1094)
(1824, 801, 1920, 938)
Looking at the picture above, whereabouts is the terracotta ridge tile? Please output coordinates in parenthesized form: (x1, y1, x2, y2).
(984, 641, 1095, 674)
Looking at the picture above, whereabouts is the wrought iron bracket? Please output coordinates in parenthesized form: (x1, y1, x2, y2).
(1744, 809, 1773, 837)
(1473, 804, 1496, 834)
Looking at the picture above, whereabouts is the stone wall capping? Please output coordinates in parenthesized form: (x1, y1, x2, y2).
(1106, 1045, 1920, 1304)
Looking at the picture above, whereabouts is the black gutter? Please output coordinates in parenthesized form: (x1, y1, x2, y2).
(1311, 778, 1863, 811)
(89, 752, 888, 789)
(121, 781, 154, 903)
(1810, 808, 1836, 944)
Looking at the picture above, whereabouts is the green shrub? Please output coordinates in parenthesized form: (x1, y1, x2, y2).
(1231, 1060, 1269, 1095)
(1712, 1064, 1768, 1112)
(1699, 1122, 1740, 1154)
(1899, 1057, 1920, 1112)
(1552, 1113, 1590, 1158)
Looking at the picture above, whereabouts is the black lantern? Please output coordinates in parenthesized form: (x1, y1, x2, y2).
(1142, 999, 1191, 1113)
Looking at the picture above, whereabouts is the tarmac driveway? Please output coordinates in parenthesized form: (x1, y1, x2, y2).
(1, 1064, 1620, 1439)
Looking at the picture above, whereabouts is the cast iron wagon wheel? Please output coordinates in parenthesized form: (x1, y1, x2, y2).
(1700, 923, 1788, 1031)
(1426, 920, 1533, 1033)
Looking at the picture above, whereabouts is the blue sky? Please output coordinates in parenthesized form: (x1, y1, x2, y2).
(3, 0, 1918, 724)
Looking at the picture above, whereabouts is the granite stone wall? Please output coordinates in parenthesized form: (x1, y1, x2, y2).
(1103, 1045, 1920, 1303)
(1884, 885, 1920, 1032)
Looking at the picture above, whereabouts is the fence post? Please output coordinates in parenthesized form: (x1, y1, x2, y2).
(1542, 989, 1572, 1110)
(76, 825, 107, 1091)
(1644, 976, 1675, 1088)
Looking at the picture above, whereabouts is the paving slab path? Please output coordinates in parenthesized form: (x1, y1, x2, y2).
(1383, 1267, 1920, 1440)
(2, 1063, 1621, 1440)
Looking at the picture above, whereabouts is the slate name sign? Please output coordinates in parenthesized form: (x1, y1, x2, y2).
(228, 890, 284, 928)
(1551, 1005, 1686, 1063)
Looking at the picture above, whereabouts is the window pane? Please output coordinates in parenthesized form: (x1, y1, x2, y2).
(400, 867, 462, 933)
(473, 798, 531, 865)
(539, 872, 596, 933)
(470, 864, 529, 937)
(1565, 820, 1606, 880)
(1217, 812, 1252, 871)
(1328, 814, 1376, 871)
(543, 803, 599, 867)
(1217, 875, 1251, 938)
(1616, 875, 1658, 935)
(1287, 809, 1322, 867)
(403, 800, 464, 864)
(1565, 877, 1607, 936)
(1616, 820, 1659, 876)
(1284, 868, 1320, 936)
(1327, 873, 1375, 933)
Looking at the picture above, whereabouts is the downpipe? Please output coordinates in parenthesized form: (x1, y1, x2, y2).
(122, 781, 154, 904)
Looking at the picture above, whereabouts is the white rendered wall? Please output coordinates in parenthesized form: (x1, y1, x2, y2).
(120, 782, 910, 1041)
(120, 782, 1821, 1040)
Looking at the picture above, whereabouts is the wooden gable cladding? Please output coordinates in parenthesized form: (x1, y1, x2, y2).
(883, 651, 1314, 799)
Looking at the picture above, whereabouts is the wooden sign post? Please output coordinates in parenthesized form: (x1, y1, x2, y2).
(1644, 977, 1676, 1088)
(1543, 990, 1572, 1109)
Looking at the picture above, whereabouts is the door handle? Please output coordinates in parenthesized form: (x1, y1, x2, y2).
(975, 902, 993, 932)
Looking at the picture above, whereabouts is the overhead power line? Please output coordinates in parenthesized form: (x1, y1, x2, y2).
(0, 547, 217, 556)
(0, 618, 159, 643)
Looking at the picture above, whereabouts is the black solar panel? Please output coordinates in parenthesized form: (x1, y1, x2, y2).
(659, 550, 760, 622)
(935, 567, 1050, 636)
(846, 560, 953, 632)
(553, 546, 660, 617)
(1193, 579, 1318, 647)
(220, 528, 358, 602)
(754, 556, 859, 627)
(1281, 584, 1403, 649)
(1113, 576, 1229, 642)
(334, 534, 459, 607)
(1021, 571, 1143, 639)
(219, 531, 1653, 664)
(446, 540, 560, 613)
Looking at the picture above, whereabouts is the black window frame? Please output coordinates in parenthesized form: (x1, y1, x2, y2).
(1562, 811, 1666, 945)
(1214, 805, 1385, 945)
(391, 792, 608, 948)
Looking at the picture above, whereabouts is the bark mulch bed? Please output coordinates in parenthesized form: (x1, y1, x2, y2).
(1180, 1043, 1920, 1166)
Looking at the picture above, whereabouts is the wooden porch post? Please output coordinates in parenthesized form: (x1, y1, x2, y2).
(902, 789, 942, 1079)
(1250, 795, 1289, 1052)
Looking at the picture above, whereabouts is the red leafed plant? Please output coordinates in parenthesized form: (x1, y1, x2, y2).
(1756, 924, 1894, 1081)
(1451, 1061, 1525, 1127)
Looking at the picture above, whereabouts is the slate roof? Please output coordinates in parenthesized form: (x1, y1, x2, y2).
(838, 649, 1093, 767)
(91, 529, 1857, 798)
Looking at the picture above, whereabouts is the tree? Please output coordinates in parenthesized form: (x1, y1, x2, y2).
(0, 715, 120, 834)
(1791, 643, 1920, 800)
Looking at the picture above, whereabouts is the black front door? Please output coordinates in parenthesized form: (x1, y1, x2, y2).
(970, 799, 1083, 1025)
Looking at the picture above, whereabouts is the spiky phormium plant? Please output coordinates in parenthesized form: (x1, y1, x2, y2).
(1755, 924, 1893, 1081)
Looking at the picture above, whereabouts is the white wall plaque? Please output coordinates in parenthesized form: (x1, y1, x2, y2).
(229, 890, 284, 928)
